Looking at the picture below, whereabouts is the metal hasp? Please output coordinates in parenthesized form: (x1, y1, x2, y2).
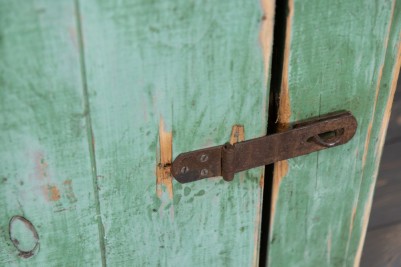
(171, 111, 358, 183)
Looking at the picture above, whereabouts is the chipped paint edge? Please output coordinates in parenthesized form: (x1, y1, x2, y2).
(269, 0, 293, 233)
(254, 0, 275, 265)
(353, 31, 401, 267)
(156, 118, 173, 199)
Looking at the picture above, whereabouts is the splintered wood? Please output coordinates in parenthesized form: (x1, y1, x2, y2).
(156, 119, 173, 199)
(229, 125, 245, 145)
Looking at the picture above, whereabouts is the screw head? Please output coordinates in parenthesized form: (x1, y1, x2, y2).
(200, 154, 208, 162)
(181, 166, 189, 174)
(200, 169, 208, 176)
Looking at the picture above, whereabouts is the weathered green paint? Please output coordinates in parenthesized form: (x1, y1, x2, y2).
(76, 0, 273, 266)
(3, 0, 398, 266)
(0, 0, 103, 266)
(268, 0, 401, 266)
(0, 0, 274, 265)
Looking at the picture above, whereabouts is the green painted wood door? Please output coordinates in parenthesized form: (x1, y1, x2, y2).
(267, 1, 401, 266)
(0, 0, 274, 266)
(0, 0, 400, 266)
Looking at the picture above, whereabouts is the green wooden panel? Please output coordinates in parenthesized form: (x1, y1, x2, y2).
(268, 0, 401, 266)
(77, 0, 274, 265)
(0, 1, 103, 265)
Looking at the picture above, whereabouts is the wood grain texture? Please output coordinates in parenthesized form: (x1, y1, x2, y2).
(382, 83, 401, 145)
(361, 85, 401, 266)
(76, 0, 275, 266)
(366, 142, 401, 229)
(0, 1, 102, 265)
(267, 0, 401, 266)
(156, 119, 173, 199)
(229, 125, 245, 145)
(361, 222, 401, 267)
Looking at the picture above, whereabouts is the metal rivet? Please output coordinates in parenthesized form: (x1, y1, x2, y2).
(201, 169, 208, 176)
(200, 154, 208, 162)
(181, 166, 189, 174)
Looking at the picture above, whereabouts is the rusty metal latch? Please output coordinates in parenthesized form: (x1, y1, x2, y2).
(171, 111, 358, 183)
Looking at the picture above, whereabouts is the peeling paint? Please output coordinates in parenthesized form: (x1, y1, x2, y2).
(229, 125, 245, 145)
(270, 160, 288, 231)
(362, 65, 383, 168)
(156, 118, 173, 199)
(353, 181, 376, 267)
(259, 0, 275, 85)
(253, 171, 265, 267)
(327, 229, 332, 264)
(276, 0, 293, 130)
(377, 39, 401, 153)
(354, 27, 401, 267)
(269, 0, 293, 232)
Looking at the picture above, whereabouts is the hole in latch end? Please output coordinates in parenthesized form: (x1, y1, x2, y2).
(307, 128, 345, 147)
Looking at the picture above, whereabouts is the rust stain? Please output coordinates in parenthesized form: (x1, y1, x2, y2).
(42, 185, 60, 201)
(63, 180, 78, 203)
(34, 152, 48, 180)
(229, 125, 245, 145)
(156, 118, 173, 199)
(269, 0, 293, 232)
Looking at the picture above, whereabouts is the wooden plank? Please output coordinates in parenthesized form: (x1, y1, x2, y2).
(366, 82, 401, 229)
(361, 85, 401, 263)
(267, 0, 401, 266)
(77, 0, 274, 265)
(0, 0, 103, 266)
(383, 82, 401, 144)
(367, 142, 401, 229)
(361, 222, 401, 267)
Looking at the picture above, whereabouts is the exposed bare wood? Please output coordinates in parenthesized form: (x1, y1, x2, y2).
(229, 125, 245, 145)
(156, 118, 173, 199)
(269, 0, 293, 231)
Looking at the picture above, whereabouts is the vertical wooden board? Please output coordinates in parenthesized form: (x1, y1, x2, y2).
(77, 0, 274, 265)
(268, 0, 401, 266)
(0, 1, 103, 265)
